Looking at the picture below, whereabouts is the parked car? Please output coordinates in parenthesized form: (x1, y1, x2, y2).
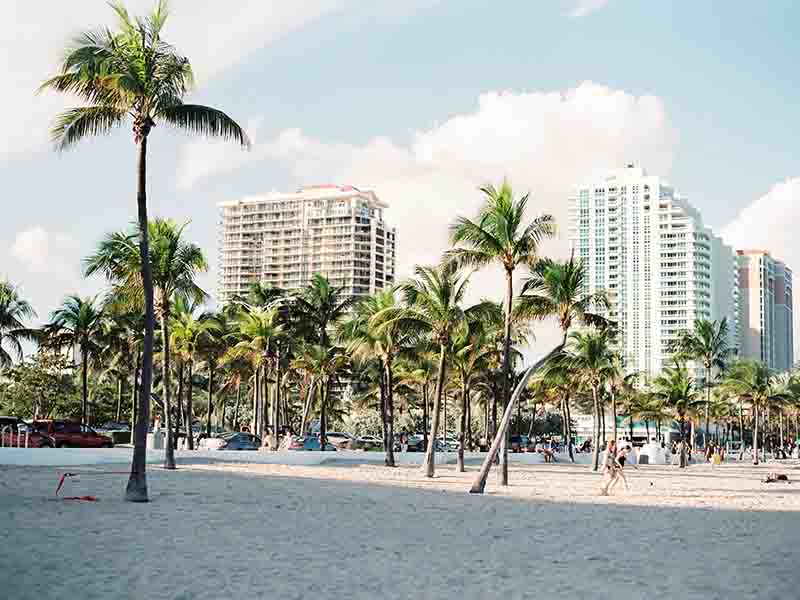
(509, 435, 533, 453)
(0, 416, 54, 448)
(357, 434, 382, 447)
(97, 421, 131, 432)
(325, 431, 356, 449)
(288, 436, 337, 451)
(32, 420, 113, 448)
(216, 432, 262, 450)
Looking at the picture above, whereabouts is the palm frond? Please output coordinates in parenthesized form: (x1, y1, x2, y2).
(158, 104, 250, 147)
(50, 106, 127, 150)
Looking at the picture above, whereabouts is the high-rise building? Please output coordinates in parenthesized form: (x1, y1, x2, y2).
(568, 164, 739, 377)
(217, 185, 396, 303)
(736, 250, 793, 371)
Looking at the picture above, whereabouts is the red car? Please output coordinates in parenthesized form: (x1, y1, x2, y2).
(32, 420, 113, 448)
(0, 416, 55, 448)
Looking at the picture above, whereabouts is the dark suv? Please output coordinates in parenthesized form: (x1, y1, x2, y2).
(32, 420, 113, 448)
(0, 416, 55, 448)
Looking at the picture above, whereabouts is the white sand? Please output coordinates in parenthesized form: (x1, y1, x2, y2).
(2, 459, 799, 599)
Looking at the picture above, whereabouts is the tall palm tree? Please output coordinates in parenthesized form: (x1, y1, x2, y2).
(341, 289, 418, 467)
(373, 262, 494, 478)
(673, 318, 734, 448)
(170, 303, 218, 450)
(86, 219, 208, 469)
(290, 274, 354, 348)
(0, 280, 36, 369)
(447, 180, 554, 485)
(41, 0, 248, 502)
(561, 329, 616, 470)
(43, 295, 106, 426)
(450, 321, 500, 471)
(197, 310, 232, 438)
(469, 254, 606, 493)
(652, 361, 698, 467)
(721, 360, 787, 465)
(291, 345, 349, 450)
(227, 307, 285, 444)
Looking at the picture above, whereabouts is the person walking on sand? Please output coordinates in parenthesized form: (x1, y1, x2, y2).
(611, 444, 637, 492)
(599, 440, 620, 496)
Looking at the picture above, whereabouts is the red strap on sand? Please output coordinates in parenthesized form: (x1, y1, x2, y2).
(63, 496, 98, 502)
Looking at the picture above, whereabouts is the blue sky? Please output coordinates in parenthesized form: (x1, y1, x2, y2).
(3, 0, 799, 351)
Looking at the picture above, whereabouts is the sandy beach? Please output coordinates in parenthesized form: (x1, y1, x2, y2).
(3, 459, 799, 599)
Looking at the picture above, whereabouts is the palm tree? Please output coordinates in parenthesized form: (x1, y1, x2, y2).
(197, 310, 232, 438)
(341, 289, 418, 467)
(561, 329, 616, 470)
(41, 0, 248, 502)
(673, 318, 734, 448)
(0, 280, 36, 369)
(721, 360, 788, 465)
(170, 303, 219, 450)
(373, 262, 494, 478)
(290, 274, 354, 349)
(43, 295, 106, 426)
(652, 361, 698, 467)
(86, 219, 208, 469)
(227, 307, 285, 444)
(450, 321, 500, 471)
(447, 180, 554, 485)
(291, 345, 349, 450)
(469, 254, 605, 493)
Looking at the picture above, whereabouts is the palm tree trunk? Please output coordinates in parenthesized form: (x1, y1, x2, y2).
(116, 376, 124, 422)
(422, 382, 429, 451)
(679, 416, 687, 467)
(300, 377, 315, 436)
(160, 313, 175, 469)
(252, 368, 261, 435)
(591, 385, 601, 471)
(206, 362, 214, 439)
(385, 361, 396, 467)
(752, 404, 760, 465)
(185, 361, 194, 450)
(704, 366, 711, 449)
(423, 345, 448, 478)
(126, 135, 153, 503)
(565, 395, 574, 463)
(261, 361, 270, 446)
(458, 380, 467, 472)
(600, 404, 606, 447)
(499, 268, 514, 487)
(739, 398, 745, 458)
(175, 363, 183, 450)
(611, 388, 618, 443)
(131, 350, 140, 446)
(470, 344, 564, 493)
(233, 380, 242, 431)
(319, 379, 328, 452)
(272, 358, 280, 450)
(466, 389, 473, 451)
(81, 352, 88, 426)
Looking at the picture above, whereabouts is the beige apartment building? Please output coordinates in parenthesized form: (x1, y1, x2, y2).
(737, 250, 793, 371)
(217, 185, 396, 303)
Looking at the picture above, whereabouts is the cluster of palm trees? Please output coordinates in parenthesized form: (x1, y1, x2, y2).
(23, 1, 798, 504)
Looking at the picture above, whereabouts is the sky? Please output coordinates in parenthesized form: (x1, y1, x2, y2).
(3, 0, 800, 355)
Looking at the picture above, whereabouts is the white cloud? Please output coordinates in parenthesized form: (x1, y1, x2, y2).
(179, 81, 678, 351)
(564, 0, 610, 18)
(721, 177, 800, 267)
(10, 226, 77, 273)
(1, 0, 431, 157)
